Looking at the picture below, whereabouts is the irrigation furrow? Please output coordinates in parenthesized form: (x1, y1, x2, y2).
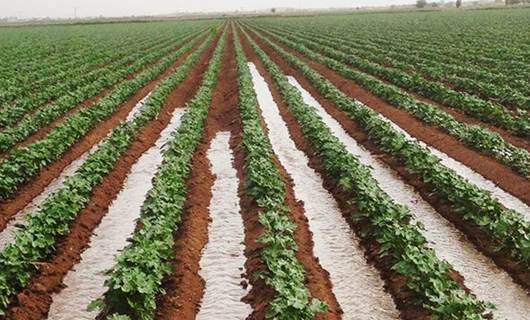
(248, 62, 399, 320)
(46, 107, 186, 320)
(197, 131, 251, 320)
(289, 76, 530, 320)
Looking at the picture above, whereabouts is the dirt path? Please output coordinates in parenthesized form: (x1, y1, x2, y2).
(154, 31, 238, 320)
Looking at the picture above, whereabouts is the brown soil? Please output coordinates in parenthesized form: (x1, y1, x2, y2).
(246, 28, 530, 206)
(3, 34, 218, 320)
(0, 35, 206, 233)
(243, 26, 530, 297)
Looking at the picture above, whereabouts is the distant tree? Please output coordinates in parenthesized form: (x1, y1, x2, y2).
(456, 0, 463, 7)
(271, 8, 276, 14)
(417, 0, 428, 7)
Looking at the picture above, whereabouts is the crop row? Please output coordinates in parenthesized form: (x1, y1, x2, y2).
(0, 32, 166, 107)
(319, 32, 530, 110)
(0, 27, 116, 72)
(0, 22, 214, 108)
(0, 32, 179, 120)
(244, 26, 530, 278)
(0, 24, 196, 90)
(390, 30, 530, 72)
(352, 27, 528, 97)
(0, 35, 126, 98)
(335, 17, 530, 76)
(261, 26, 529, 135)
(0, 30, 210, 200)
(0, 31, 215, 315)
(0, 31, 204, 154)
(233, 28, 326, 319)
(94, 29, 225, 320)
(0, 42, 94, 86)
(240, 27, 490, 320)
(262, 16, 530, 97)
(247, 25, 530, 176)
(268, 26, 530, 111)
(0, 31, 200, 129)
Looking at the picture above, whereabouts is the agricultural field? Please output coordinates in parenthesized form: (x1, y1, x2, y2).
(0, 7, 529, 320)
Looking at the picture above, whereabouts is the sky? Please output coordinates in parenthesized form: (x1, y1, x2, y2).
(0, 0, 417, 19)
